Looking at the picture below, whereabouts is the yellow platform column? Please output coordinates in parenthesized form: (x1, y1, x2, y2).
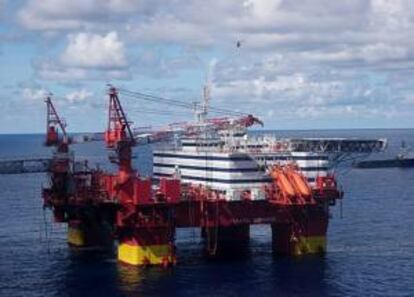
(272, 210, 328, 256)
(118, 227, 176, 267)
(68, 221, 87, 247)
(293, 235, 326, 255)
(67, 220, 114, 248)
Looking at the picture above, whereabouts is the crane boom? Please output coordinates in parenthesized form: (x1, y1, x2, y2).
(105, 87, 135, 148)
(45, 96, 67, 146)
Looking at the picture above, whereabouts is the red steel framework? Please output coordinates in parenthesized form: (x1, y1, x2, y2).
(42, 87, 343, 267)
(45, 95, 67, 146)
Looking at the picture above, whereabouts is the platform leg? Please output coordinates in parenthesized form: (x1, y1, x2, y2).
(67, 219, 113, 248)
(272, 210, 328, 256)
(118, 227, 176, 266)
(271, 223, 294, 255)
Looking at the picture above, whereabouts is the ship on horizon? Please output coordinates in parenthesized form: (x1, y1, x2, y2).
(355, 141, 414, 169)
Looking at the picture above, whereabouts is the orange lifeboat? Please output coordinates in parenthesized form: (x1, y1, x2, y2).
(268, 164, 315, 205)
(287, 169, 312, 197)
(279, 172, 296, 197)
(270, 166, 296, 197)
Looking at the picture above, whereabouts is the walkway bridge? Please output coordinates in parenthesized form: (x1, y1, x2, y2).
(0, 156, 52, 174)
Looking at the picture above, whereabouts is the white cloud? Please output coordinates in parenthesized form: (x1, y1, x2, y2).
(65, 89, 93, 103)
(209, 52, 406, 125)
(126, 17, 214, 47)
(13, 0, 414, 127)
(22, 87, 48, 101)
(18, 0, 146, 30)
(403, 94, 414, 105)
(35, 60, 88, 81)
(243, 0, 282, 22)
(17, 0, 414, 68)
(34, 59, 131, 83)
(61, 32, 127, 69)
(360, 43, 408, 62)
(32, 31, 131, 83)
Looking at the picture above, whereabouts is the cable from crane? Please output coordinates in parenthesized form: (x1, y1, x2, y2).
(120, 88, 194, 108)
(118, 88, 248, 117)
(127, 106, 190, 117)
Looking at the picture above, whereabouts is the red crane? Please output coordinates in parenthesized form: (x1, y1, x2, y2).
(45, 95, 68, 146)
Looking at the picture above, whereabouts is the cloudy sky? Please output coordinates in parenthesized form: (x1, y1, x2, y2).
(1, 0, 414, 133)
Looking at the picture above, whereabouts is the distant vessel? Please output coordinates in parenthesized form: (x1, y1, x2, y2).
(355, 141, 414, 168)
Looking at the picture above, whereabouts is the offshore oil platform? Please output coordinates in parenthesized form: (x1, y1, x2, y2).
(40, 86, 385, 267)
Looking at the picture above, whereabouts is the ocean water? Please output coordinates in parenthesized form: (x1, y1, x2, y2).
(0, 130, 413, 297)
